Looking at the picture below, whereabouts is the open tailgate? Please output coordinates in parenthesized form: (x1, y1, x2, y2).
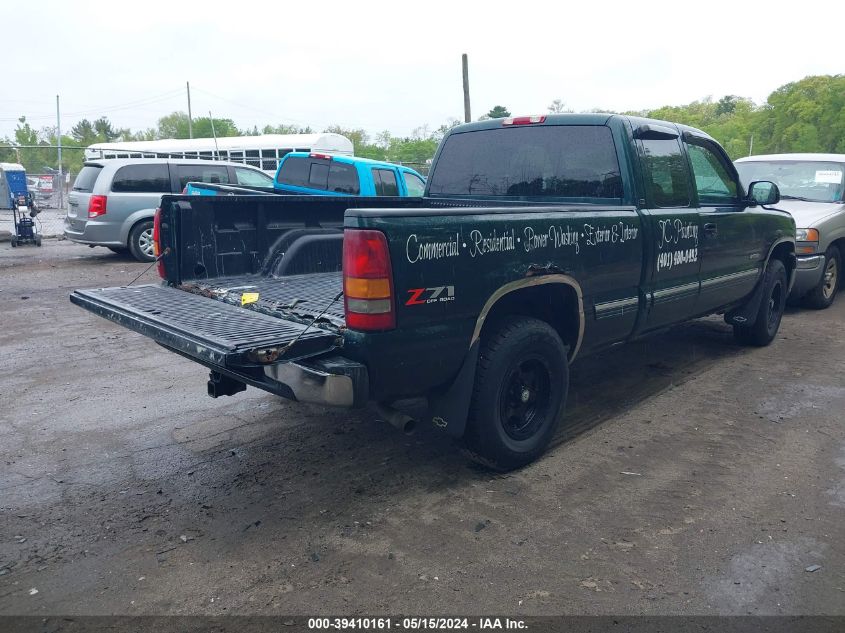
(70, 284, 340, 367)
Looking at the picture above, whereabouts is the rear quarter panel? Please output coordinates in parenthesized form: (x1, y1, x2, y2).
(345, 206, 644, 400)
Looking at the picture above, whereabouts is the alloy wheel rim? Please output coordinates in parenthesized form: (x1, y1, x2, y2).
(822, 258, 838, 300)
(139, 228, 155, 258)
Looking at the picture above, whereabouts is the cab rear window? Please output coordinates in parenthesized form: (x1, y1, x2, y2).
(277, 157, 360, 194)
(428, 125, 623, 200)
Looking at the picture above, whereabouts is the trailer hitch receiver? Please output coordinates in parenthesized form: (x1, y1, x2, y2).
(207, 371, 247, 398)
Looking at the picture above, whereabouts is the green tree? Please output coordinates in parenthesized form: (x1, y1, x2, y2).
(754, 75, 845, 154)
(262, 123, 314, 134)
(0, 137, 17, 163)
(93, 117, 120, 141)
(155, 111, 240, 139)
(548, 99, 570, 114)
(71, 119, 98, 145)
(482, 105, 511, 120)
(156, 112, 191, 138)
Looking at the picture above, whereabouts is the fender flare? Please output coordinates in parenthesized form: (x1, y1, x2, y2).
(470, 274, 586, 362)
(725, 238, 795, 326)
(427, 274, 585, 438)
(765, 237, 797, 292)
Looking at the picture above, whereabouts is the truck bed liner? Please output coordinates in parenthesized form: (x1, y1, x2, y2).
(70, 282, 342, 367)
(180, 272, 346, 326)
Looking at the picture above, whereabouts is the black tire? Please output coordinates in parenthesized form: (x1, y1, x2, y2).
(128, 220, 155, 262)
(35, 237, 41, 247)
(10, 237, 16, 248)
(107, 246, 127, 254)
(734, 258, 787, 347)
(462, 317, 569, 471)
(802, 246, 840, 310)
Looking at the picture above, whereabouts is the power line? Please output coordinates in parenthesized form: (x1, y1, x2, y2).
(0, 89, 185, 122)
(190, 86, 323, 129)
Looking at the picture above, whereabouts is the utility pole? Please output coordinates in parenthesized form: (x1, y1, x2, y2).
(56, 94, 63, 208)
(748, 134, 754, 157)
(462, 54, 471, 123)
(187, 81, 193, 139)
(209, 111, 219, 160)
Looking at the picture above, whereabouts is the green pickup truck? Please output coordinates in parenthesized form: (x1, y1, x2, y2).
(71, 114, 796, 470)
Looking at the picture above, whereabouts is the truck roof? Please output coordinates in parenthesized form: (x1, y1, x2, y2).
(447, 113, 714, 143)
(735, 153, 845, 163)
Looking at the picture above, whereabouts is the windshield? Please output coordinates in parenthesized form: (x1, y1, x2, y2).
(735, 160, 844, 203)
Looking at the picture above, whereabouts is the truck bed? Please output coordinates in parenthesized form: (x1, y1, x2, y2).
(178, 271, 346, 327)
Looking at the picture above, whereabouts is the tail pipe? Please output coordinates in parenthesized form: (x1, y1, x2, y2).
(375, 403, 416, 435)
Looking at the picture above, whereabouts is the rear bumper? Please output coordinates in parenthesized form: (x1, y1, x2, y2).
(790, 254, 825, 298)
(264, 355, 369, 408)
(63, 217, 124, 247)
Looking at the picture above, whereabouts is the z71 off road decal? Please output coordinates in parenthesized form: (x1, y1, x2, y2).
(406, 286, 456, 306)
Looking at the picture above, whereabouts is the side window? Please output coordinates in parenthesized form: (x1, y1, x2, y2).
(373, 169, 399, 196)
(640, 138, 691, 208)
(234, 167, 273, 187)
(327, 163, 360, 194)
(177, 165, 230, 190)
(686, 143, 738, 205)
(308, 162, 330, 190)
(277, 156, 308, 187)
(403, 172, 426, 196)
(111, 164, 170, 193)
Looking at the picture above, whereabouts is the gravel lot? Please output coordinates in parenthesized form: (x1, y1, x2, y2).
(1, 240, 843, 616)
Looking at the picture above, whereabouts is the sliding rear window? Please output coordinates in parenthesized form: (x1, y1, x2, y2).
(277, 157, 360, 194)
(428, 125, 623, 200)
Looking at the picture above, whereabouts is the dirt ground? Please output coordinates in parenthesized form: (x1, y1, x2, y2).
(1, 240, 843, 616)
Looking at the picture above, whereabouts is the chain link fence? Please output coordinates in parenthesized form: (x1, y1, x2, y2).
(13, 172, 74, 238)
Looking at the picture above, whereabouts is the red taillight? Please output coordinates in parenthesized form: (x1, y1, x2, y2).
(502, 115, 546, 126)
(310, 153, 333, 161)
(153, 208, 165, 279)
(343, 229, 395, 331)
(88, 195, 107, 218)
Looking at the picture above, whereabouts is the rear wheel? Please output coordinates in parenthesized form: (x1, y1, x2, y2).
(10, 237, 16, 247)
(128, 220, 155, 262)
(734, 258, 787, 347)
(463, 317, 568, 471)
(802, 246, 840, 310)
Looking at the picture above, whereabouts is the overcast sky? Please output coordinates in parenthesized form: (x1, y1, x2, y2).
(2, 0, 843, 142)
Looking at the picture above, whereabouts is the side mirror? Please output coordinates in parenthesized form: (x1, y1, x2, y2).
(748, 180, 780, 206)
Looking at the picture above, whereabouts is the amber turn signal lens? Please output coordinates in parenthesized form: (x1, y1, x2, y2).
(344, 277, 391, 299)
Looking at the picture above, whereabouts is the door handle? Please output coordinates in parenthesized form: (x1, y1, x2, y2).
(704, 223, 718, 237)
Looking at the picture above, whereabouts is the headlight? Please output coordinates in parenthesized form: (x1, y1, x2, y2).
(796, 228, 819, 242)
